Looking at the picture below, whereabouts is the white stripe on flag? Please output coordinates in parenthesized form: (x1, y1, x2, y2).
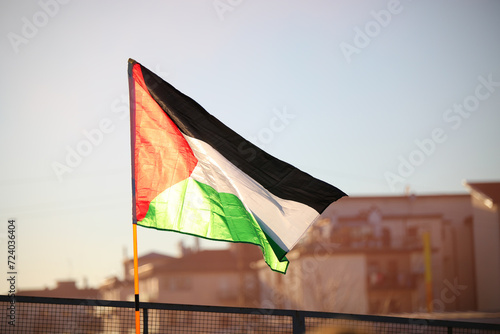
(184, 135, 319, 252)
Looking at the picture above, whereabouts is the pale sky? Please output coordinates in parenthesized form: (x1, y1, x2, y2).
(1, 0, 499, 292)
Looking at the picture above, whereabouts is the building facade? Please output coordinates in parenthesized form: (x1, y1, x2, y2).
(97, 182, 500, 315)
(255, 188, 492, 314)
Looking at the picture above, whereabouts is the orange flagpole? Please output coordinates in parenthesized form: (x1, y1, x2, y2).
(133, 223, 141, 333)
(129, 58, 141, 334)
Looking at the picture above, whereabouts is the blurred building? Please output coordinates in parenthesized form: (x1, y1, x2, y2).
(17, 280, 102, 332)
(100, 252, 175, 301)
(100, 243, 261, 308)
(464, 182, 500, 312)
(96, 182, 500, 315)
(257, 182, 500, 314)
(19, 279, 99, 299)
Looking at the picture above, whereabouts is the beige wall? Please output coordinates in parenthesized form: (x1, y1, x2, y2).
(150, 272, 246, 307)
(471, 195, 500, 311)
(303, 254, 368, 313)
(258, 253, 368, 313)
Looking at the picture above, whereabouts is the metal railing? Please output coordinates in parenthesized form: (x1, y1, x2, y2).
(1, 295, 499, 333)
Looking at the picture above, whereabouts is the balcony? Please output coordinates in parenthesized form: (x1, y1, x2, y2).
(330, 225, 423, 251)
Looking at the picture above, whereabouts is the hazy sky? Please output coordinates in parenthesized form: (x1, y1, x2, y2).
(1, 0, 499, 292)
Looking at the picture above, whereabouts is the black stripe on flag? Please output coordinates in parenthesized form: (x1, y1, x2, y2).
(136, 61, 346, 213)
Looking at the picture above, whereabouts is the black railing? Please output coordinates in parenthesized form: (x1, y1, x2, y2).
(1, 295, 499, 333)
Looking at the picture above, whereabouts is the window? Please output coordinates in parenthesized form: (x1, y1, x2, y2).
(161, 276, 193, 291)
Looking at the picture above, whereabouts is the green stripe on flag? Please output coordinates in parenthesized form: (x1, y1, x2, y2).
(138, 177, 289, 273)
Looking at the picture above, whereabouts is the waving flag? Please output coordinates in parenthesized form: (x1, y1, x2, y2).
(128, 59, 346, 273)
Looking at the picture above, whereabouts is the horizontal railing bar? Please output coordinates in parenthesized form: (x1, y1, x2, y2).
(0, 295, 134, 308)
(1, 295, 499, 331)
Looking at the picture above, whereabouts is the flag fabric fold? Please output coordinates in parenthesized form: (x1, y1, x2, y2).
(128, 58, 346, 273)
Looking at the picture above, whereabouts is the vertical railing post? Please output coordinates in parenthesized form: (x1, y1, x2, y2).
(143, 307, 148, 334)
(292, 310, 305, 334)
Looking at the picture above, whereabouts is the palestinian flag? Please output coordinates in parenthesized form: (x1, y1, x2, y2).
(128, 59, 346, 273)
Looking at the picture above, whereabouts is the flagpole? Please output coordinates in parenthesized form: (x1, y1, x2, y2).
(128, 58, 141, 334)
(133, 223, 141, 334)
